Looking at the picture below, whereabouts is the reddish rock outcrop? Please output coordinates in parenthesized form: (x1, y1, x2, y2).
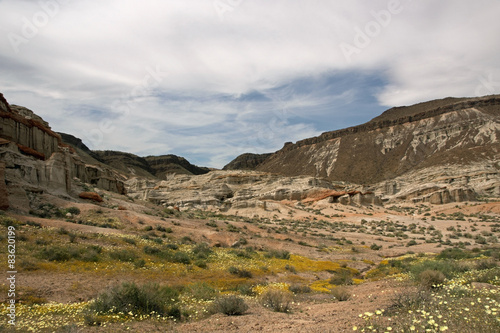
(79, 192, 103, 202)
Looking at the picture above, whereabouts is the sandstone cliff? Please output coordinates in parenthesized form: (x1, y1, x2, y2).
(0, 93, 126, 211)
(126, 170, 382, 211)
(243, 95, 500, 203)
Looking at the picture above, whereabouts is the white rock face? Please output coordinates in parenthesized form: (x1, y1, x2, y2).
(125, 170, 384, 210)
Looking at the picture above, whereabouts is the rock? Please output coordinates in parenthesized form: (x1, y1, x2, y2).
(79, 192, 103, 202)
(0, 162, 9, 210)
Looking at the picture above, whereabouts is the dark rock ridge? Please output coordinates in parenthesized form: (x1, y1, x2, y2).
(223, 153, 272, 170)
(92, 150, 156, 179)
(89, 151, 210, 179)
(144, 155, 210, 178)
(58, 132, 94, 155)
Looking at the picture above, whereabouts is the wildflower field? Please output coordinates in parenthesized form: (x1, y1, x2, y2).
(0, 200, 499, 332)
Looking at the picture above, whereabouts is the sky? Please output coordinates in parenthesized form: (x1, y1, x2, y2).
(1, 0, 500, 168)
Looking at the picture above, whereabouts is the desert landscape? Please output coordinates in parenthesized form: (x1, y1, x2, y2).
(1, 91, 500, 332)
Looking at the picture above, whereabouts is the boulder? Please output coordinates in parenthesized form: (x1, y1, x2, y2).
(79, 192, 103, 202)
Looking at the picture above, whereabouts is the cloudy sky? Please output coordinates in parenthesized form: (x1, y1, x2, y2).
(1, 0, 499, 168)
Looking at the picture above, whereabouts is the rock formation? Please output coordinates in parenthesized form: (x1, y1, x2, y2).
(126, 170, 382, 210)
(0, 93, 126, 212)
(0, 161, 9, 210)
(227, 95, 500, 204)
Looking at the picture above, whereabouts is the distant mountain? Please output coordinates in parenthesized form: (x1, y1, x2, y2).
(58, 137, 211, 179)
(223, 153, 272, 170)
(85, 151, 210, 179)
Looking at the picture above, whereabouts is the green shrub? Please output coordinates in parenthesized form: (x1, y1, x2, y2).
(109, 249, 138, 262)
(410, 260, 468, 280)
(172, 252, 191, 264)
(210, 295, 248, 316)
(143, 246, 161, 255)
(194, 259, 208, 269)
(265, 249, 290, 259)
(406, 240, 417, 247)
(0, 215, 20, 227)
(90, 282, 180, 318)
(329, 269, 353, 285)
(29, 203, 63, 219)
(436, 248, 474, 260)
(193, 243, 213, 259)
(66, 207, 81, 215)
(228, 266, 252, 278)
(260, 289, 293, 313)
(123, 238, 137, 245)
(39, 246, 81, 262)
(236, 283, 256, 296)
(166, 243, 179, 250)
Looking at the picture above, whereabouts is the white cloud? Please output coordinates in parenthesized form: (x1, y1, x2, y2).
(0, 0, 499, 167)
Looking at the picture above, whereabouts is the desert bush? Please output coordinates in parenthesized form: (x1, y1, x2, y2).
(329, 268, 353, 285)
(406, 240, 417, 247)
(228, 266, 252, 278)
(417, 269, 446, 289)
(370, 243, 382, 251)
(133, 259, 146, 268)
(475, 259, 498, 271)
(91, 282, 180, 318)
(330, 287, 351, 301)
(184, 282, 217, 301)
(210, 295, 248, 316)
(123, 238, 136, 245)
(410, 259, 468, 280)
(471, 267, 500, 285)
(19, 259, 39, 271)
(29, 203, 63, 219)
(81, 246, 102, 262)
(260, 289, 293, 313)
(436, 247, 475, 260)
(237, 283, 256, 296)
(265, 249, 290, 259)
(108, 249, 138, 262)
(172, 251, 191, 264)
(386, 289, 431, 314)
(289, 284, 312, 294)
(143, 245, 161, 255)
(65, 207, 81, 215)
(194, 259, 208, 269)
(25, 220, 42, 228)
(166, 243, 179, 250)
(193, 242, 213, 259)
(39, 245, 82, 262)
